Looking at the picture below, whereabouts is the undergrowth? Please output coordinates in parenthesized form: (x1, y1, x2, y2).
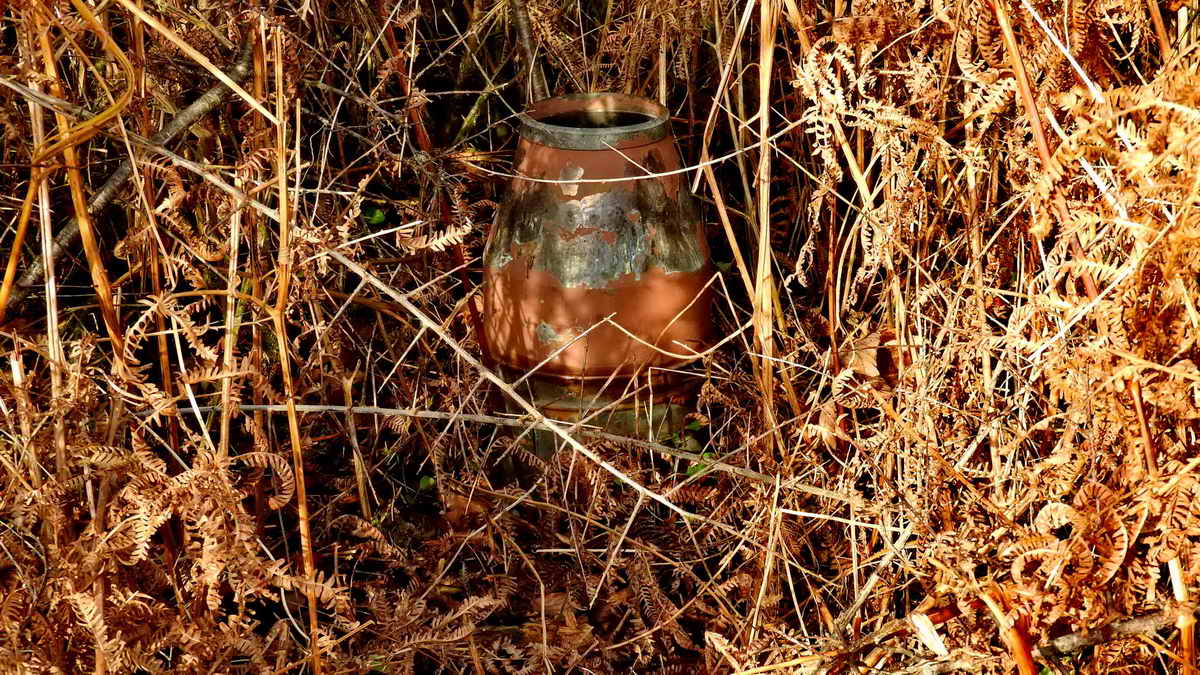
(0, 0, 1198, 672)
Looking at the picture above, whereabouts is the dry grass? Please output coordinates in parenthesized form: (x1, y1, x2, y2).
(0, 0, 1198, 672)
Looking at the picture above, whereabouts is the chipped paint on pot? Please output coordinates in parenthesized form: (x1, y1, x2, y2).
(558, 163, 584, 196)
(535, 321, 563, 345)
(483, 93, 711, 391)
(488, 179, 704, 289)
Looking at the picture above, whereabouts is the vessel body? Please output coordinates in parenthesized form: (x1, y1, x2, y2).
(482, 93, 710, 428)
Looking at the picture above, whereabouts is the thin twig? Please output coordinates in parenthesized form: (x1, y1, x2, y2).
(753, 0, 782, 453)
(5, 40, 255, 309)
(116, 0, 274, 123)
(269, 26, 321, 674)
(509, 0, 549, 101)
(1037, 608, 1191, 659)
(21, 33, 67, 482)
(834, 522, 914, 634)
(328, 250, 700, 523)
(195, 403, 863, 505)
(0, 0, 134, 326)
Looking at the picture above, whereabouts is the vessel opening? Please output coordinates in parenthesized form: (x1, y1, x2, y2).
(536, 110, 659, 129)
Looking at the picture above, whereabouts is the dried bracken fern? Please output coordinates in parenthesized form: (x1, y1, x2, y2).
(0, 0, 1197, 672)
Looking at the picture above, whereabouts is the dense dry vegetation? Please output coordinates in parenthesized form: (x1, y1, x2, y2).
(1, 0, 1199, 672)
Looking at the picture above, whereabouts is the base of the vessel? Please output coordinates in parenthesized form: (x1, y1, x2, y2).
(496, 365, 696, 457)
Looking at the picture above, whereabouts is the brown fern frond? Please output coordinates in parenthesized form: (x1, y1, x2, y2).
(233, 452, 295, 509)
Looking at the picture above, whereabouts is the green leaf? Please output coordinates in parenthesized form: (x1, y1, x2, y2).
(362, 204, 387, 225)
(418, 475, 436, 491)
(686, 452, 716, 477)
(685, 419, 706, 431)
(715, 260, 732, 273)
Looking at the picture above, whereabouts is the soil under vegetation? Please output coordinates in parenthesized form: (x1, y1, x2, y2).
(1, 0, 1199, 672)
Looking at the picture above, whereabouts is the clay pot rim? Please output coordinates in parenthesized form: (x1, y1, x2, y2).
(519, 93, 670, 150)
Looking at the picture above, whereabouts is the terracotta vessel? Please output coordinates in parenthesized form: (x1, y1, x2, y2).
(483, 93, 710, 435)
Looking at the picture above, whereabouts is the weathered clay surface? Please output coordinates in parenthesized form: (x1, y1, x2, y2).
(485, 179, 705, 289)
(482, 93, 711, 383)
